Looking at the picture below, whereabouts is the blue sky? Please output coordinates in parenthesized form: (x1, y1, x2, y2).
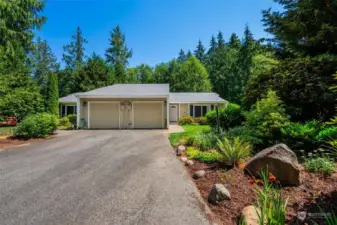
(37, 0, 282, 67)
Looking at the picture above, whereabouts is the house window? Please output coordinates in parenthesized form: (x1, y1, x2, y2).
(202, 106, 207, 116)
(60, 105, 77, 117)
(189, 105, 194, 117)
(189, 105, 209, 117)
(211, 105, 215, 110)
(195, 106, 202, 117)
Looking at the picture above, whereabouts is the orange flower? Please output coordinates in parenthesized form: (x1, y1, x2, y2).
(269, 173, 277, 183)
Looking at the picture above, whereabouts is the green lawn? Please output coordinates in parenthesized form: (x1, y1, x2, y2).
(0, 126, 14, 136)
(169, 125, 210, 146)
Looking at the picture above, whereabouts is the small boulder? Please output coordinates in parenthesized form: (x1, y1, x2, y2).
(208, 184, 231, 205)
(185, 160, 194, 166)
(176, 145, 186, 156)
(180, 157, 188, 162)
(240, 205, 260, 225)
(193, 170, 206, 179)
(245, 144, 300, 186)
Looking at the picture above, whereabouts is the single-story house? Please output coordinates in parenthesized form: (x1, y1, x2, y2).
(58, 84, 227, 129)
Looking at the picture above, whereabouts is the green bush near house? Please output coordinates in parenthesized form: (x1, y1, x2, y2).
(14, 113, 58, 138)
(186, 147, 222, 163)
(178, 115, 194, 125)
(67, 114, 77, 127)
(58, 117, 72, 129)
(206, 103, 244, 130)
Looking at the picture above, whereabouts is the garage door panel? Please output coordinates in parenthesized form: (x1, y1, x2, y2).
(133, 102, 163, 129)
(90, 102, 119, 129)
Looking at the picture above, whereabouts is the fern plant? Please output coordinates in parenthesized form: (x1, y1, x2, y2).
(216, 137, 251, 166)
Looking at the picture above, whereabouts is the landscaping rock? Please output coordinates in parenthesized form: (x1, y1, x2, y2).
(185, 160, 194, 166)
(180, 156, 188, 162)
(245, 144, 300, 186)
(208, 183, 231, 205)
(241, 205, 260, 225)
(193, 170, 206, 179)
(176, 145, 186, 156)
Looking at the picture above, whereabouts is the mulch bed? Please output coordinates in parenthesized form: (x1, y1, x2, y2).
(0, 135, 56, 149)
(181, 156, 337, 225)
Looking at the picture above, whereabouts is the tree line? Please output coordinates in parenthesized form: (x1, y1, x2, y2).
(1, 0, 337, 124)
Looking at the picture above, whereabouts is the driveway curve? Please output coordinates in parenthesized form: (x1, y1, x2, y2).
(0, 130, 210, 225)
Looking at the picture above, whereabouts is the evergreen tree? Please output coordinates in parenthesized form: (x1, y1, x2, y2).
(177, 49, 186, 63)
(0, 0, 46, 55)
(207, 36, 218, 55)
(238, 25, 255, 97)
(263, 0, 337, 57)
(45, 73, 59, 116)
(105, 25, 132, 83)
(31, 37, 59, 97)
(186, 50, 192, 58)
(0, 0, 45, 119)
(79, 53, 110, 91)
(217, 31, 225, 49)
(62, 27, 87, 69)
(105, 25, 133, 67)
(194, 40, 206, 64)
(228, 33, 241, 49)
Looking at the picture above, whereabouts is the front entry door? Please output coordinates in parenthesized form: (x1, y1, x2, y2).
(169, 105, 178, 122)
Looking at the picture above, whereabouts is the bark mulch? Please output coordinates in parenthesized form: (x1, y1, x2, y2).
(183, 159, 337, 225)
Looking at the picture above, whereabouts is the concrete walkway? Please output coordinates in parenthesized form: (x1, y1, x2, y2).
(0, 130, 210, 225)
(168, 124, 184, 133)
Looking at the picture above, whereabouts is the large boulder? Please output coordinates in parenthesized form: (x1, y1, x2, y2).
(208, 184, 231, 205)
(240, 205, 260, 225)
(245, 144, 300, 186)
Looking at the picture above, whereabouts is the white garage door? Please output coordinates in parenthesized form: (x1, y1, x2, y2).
(133, 102, 163, 129)
(89, 102, 119, 129)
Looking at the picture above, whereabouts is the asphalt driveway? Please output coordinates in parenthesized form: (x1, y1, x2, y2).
(0, 130, 210, 225)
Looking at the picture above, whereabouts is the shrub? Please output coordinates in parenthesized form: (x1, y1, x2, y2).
(67, 114, 77, 127)
(281, 120, 324, 150)
(186, 136, 195, 146)
(58, 117, 71, 128)
(304, 157, 336, 175)
(178, 116, 194, 125)
(186, 147, 222, 163)
(194, 131, 217, 151)
(244, 90, 290, 144)
(198, 117, 208, 125)
(216, 137, 251, 166)
(206, 103, 244, 130)
(222, 126, 263, 146)
(0, 89, 44, 121)
(14, 113, 58, 138)
(315, 126, 337, 142)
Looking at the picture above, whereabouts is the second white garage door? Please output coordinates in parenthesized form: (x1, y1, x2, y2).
(89, 102, 119, 129)
(133, 102, 163, 129)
